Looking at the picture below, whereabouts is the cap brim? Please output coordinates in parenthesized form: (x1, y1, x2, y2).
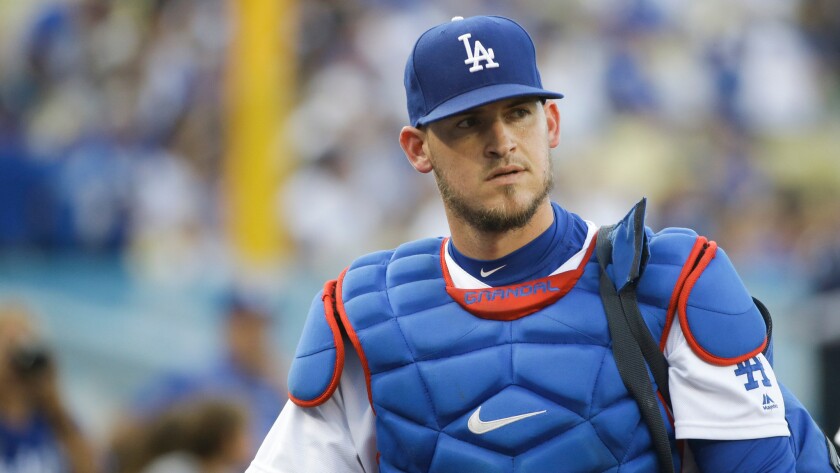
(415, 84, 564, 126)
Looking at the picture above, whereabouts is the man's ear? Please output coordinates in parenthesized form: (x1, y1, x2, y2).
(544, 100, 561, 148)
(399, 126, 433, 174)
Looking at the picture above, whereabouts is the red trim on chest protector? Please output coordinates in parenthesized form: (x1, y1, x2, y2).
(334, 267, 376, 414)
(676, 240, 768, 366)
(288, 278, 346, 408)
(659, 237, 709, 352)
(440, 233, 598, 321)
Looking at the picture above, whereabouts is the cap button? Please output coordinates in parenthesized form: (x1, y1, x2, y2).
(451, 16, 464, 21)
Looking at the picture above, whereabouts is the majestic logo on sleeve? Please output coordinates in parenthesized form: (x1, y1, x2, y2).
(761, 394, 778, 411)
(734, 357, 772, 391)
(458, 33, 499, 72)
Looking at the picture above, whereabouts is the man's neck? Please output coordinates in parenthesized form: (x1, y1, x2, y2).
(446, 200, 555, 260)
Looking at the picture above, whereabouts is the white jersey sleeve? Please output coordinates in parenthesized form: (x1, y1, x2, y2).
(246, 347, 378, 473)
(665, 317, 790, 440)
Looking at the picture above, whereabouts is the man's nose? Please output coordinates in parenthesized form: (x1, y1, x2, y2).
(484, 119, 516, 159)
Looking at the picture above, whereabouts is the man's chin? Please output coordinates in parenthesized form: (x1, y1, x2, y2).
(458, 196, 545, 233)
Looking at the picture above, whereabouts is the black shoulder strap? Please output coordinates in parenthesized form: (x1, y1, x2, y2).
(619, 279, 671, 408)
(596, 225, 675, 473)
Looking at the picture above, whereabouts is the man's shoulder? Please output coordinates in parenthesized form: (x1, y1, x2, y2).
(289, 236, 446, 408)
(645, 226, 704, 265)
(341, 236, 446, 300)
(607, 199, 767, 363)
(346, 237, 445, 271)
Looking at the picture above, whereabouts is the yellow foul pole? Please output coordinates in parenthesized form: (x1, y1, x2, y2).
(225, 0, 297, 269)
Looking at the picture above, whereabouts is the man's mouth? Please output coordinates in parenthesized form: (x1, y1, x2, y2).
(487, 165, 526, 181)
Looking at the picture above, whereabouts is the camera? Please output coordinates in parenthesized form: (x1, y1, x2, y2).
(9, 344, 51, 378)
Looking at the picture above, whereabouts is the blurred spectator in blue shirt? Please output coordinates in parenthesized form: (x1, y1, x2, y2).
(129, 292, 287, 455)
(0, 301, 96, 473)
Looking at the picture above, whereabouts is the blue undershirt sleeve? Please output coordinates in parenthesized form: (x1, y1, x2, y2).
(689, 437, 795, 473)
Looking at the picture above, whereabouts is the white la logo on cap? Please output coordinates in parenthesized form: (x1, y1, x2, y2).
(457, 33, 499, 73)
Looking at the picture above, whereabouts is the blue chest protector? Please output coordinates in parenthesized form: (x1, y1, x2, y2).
(287, 201, 834, 472)
(338, 238, 675, 473)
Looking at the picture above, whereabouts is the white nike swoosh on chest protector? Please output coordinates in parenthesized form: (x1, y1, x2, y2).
(467, 406, 547, 434)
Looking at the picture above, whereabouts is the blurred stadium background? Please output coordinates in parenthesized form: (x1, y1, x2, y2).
(1, 0, 839, 460)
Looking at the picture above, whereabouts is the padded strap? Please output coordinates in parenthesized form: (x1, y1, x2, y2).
(597, 223, 676, 473)
(621, 281, 671, 408)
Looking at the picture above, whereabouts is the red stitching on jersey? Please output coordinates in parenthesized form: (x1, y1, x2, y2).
(288, 278, 346, 408)
(659, 237, 708, 352)
(334, 267, 377, 414)
(676, 241, 768, 366)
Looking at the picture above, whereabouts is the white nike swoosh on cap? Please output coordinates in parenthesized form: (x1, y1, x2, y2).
(479, 265, 506, 278)
(467, 406, 547, 435)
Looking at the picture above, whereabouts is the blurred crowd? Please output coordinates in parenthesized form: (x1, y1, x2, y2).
(1, 0, 840, 471)
(0, 0, 229, 284)
(1, 0, 839, 280)
(0, 296, 284, 473)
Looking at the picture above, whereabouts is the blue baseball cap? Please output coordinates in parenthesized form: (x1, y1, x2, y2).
(404, 15, 564, 127)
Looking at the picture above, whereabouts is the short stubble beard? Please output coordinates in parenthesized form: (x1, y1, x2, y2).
(433, 153, 554, 234)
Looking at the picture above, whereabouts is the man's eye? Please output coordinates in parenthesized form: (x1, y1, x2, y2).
(456, 117, 478, 128)
(510, 108, 530, 119)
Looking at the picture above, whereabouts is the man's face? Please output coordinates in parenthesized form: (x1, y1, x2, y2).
(423, 98, 558, 233)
